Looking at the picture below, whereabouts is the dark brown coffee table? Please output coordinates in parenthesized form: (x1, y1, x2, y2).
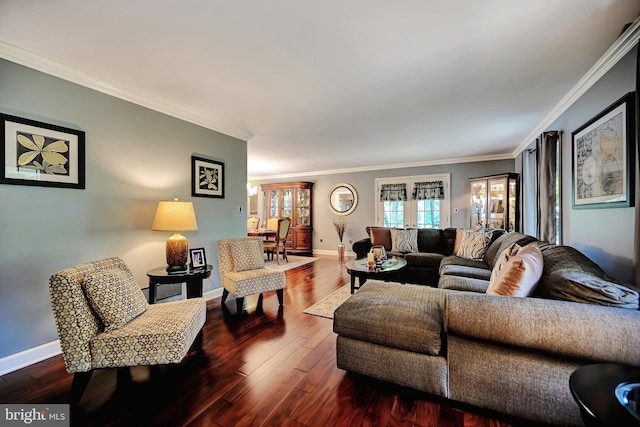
(345, 257, 407, 293)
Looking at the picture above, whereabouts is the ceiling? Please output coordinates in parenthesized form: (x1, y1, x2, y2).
(1, 1, 639, 179)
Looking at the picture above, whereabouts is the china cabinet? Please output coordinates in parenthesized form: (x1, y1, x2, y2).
(261, 182, 313, 254)
(469, 173, 519, 232)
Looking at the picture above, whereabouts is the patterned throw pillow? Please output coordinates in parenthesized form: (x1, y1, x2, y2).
(488, 243, 521, 287)
(390, 228, 418, 253)
(82, 268, 149, 332)
(230, 238, 265, 272)
(456, 230, 491, 261)
(487, 245, 544, 297)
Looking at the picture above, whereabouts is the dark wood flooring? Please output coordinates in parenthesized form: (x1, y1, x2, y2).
(0, 255, 531, 426)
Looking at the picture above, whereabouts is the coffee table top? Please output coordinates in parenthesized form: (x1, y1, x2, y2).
(346, 257, 407, 275)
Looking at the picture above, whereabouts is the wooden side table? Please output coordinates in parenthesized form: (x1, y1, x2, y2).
(569, 363, 640, 427)
(146, 265, 212, 304)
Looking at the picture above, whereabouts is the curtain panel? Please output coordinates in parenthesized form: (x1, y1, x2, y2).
(379, 183, 407, 201)
(412, 181, 445, 200)
(537, 130, 561, 244)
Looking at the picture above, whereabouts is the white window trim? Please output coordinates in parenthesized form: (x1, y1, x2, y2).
(375, 173, 451, 228)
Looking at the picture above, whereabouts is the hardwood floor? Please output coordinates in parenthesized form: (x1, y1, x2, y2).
(0, 256, 530, 426)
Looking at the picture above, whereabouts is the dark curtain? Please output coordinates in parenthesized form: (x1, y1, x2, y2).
(379, 183, 407, 201)
(635, 43, 640, 286)
(537, 131, 561, 244)
(412, 181, 444, 200)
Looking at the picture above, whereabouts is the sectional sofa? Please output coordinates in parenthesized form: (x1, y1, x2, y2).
(335, 227, 640, 426)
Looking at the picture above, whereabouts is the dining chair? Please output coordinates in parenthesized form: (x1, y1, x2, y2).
(247, 216, 260, 230)
(263, 217, 291, 264)
(265, 216, 279, 232)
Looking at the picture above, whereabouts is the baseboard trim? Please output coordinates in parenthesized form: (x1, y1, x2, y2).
(313, 249, 355, 257)
(0, 289, 225, 377)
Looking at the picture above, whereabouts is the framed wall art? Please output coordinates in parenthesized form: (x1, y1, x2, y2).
(572, 92, 635, 209)
(192, 155, 224, 198)
(1, 113, 85, 189)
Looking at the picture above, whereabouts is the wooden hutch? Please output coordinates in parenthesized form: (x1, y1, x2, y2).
(260, 182, 313, 255)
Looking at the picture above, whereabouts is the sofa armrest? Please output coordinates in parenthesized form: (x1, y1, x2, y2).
(352, 238, 372, 259)
(445, 292, 640, 366)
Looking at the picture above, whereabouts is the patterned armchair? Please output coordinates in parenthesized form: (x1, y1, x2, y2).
(217, 237, 286, 315)
(49, 257, 206, 404)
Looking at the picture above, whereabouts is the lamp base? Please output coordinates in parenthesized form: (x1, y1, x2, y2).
(166, 231, 189, 271)
(165, 264, 188, 273)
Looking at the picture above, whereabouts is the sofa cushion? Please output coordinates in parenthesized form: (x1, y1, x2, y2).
(542, 270, 639, 310)
(416, 228, 445, 253)
(391, 228, 419, 253)
(456, 230, 491, 260)
(82, 268, 149, 332)
(404, 252, 445, 269)
(230, 238, 264, 271)
(486, 245, 543, 297)
(333, 281, 445, 356)
(439, 255, 491, 280)
(438, 274, 489, 293)
(370, 227, 392, 251)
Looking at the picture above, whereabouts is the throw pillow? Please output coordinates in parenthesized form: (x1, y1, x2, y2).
(82, 268, 149, 332)
(488, 243, 521, 287)
(487, 245, 544, 297)
(230, 238, 265, 272)
(370, 227, 392, 251)
(453, 228, 465, 255)
(390, 228, 419, 253)
(456, 230, 491, 261)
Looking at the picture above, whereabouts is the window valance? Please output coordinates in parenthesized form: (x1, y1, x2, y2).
(379, 183, 407, 201)
(412, 181, 444, 200)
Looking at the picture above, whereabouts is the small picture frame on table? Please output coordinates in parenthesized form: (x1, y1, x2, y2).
(189, 247, 207, 270)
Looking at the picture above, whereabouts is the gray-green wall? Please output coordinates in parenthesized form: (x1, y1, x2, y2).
(0, 59, 247, 360)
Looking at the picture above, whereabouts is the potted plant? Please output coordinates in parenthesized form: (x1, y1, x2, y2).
(333, 218, 347, 260)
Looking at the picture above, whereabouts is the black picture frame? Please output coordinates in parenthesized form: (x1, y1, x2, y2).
(0, 113, 86, 189)
(572, 92, 635, 209)
(191, 155, 224, 198)
(189, 247, 207, 269)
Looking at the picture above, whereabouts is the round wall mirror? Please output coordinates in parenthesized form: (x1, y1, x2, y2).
(328, 183, 358, 216)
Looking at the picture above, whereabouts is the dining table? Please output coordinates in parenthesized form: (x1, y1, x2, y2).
(247, 228, 277, 239)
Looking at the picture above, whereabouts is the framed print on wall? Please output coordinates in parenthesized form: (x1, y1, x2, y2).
(1, 113, 86, 189)
(192, 155, 224, 198)
(572, 91, 635, 209)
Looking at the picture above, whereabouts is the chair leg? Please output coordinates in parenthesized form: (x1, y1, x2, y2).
(221, 288, 229, 303)
(282, 245, 288, 263)
(69, 371, 93, 405)
(192, 329, 203, 352)
(277, 288, 284, 306)
(236, 297, 244, 315)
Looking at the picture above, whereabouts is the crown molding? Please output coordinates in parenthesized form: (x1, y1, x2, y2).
(248, 152, 514, 181)
(513, 16, 640, 156)
(0, 41, 252, 141)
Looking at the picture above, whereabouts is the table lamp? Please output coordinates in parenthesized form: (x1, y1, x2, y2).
(151, 199, 199, 271)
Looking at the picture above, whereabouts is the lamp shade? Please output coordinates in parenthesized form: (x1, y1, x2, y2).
(151, 200, 198, 231)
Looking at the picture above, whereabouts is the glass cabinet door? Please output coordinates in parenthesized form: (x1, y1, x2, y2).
(488, 178, 506, 229)
(507, 177, 517, 231)
(269, 189, 280, 218)
(470, 180, 487, 229)
(296, 188, 310, 226)
(282, 188, 293, 218)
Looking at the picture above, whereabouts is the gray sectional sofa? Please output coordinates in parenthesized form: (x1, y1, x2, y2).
(335, 229, 640, 426)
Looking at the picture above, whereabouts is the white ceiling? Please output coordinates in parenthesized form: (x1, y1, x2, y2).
(1, 1, 639, 178)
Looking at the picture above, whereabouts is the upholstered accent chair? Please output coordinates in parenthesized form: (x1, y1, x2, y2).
(49, 257, 206, 404)
(247, 216, 260, 230)
(263, 217, 291, 264)
(265, 216, 279, 231)
(217, 237, 286, 315)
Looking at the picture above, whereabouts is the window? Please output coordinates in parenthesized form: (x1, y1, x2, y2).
(376, 174, 450, 229)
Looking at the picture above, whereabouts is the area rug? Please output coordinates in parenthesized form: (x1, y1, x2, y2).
(303, 284, 351, 319)
(264, 255, 319, 272)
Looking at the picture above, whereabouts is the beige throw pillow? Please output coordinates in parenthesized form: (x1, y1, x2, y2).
(82, 268, 149, 331)
(487, 245, 543, 297)
(370, 227, 392, 251)
(453, 228, 465, 255)
(456, 230, 491, 261)
(390, 228, 418, 253)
